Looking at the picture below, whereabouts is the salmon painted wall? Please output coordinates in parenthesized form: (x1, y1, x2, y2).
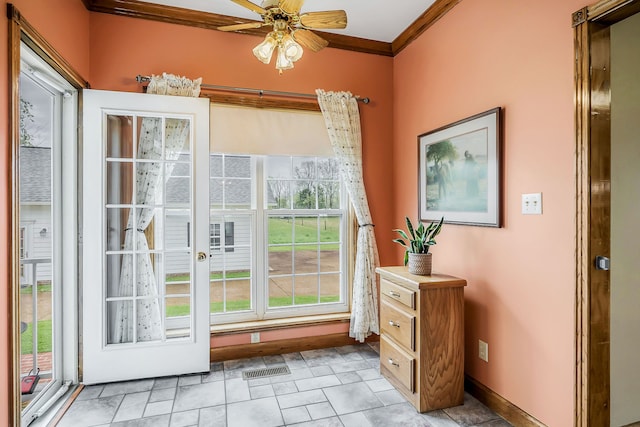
(88, 13, 395, 268)
(393, 1, 587, 425)
(87, 12, 394, 350)
(0, 0, 89, 423)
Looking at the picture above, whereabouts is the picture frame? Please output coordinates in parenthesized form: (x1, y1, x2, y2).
(418, 107, 502, 227)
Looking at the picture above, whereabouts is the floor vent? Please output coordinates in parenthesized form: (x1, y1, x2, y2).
(242, 365, 291, 380)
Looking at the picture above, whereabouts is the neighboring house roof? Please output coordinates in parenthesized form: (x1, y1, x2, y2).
(19, 148, 254, 206)
(164, 154, 253, 205)
(19, 146, 51, 203)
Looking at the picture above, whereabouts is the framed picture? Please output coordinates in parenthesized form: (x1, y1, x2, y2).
(418, 107, 502, 227)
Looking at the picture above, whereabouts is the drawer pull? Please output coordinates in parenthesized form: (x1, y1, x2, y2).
(388, 320, 401, 328)
(388, 291, 401, 298)
(388, 358, 399, 367)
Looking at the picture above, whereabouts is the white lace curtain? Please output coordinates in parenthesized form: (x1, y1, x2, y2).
(113, 73, 202, 343)
(316, 89, 380, 342)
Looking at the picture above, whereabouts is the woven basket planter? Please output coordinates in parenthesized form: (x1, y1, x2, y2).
(408, 253, 433, 275)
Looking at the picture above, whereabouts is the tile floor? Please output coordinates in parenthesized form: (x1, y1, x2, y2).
(56, 343, 512, 427)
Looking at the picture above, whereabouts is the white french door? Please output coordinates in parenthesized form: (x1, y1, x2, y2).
(82, 89, 210, 384)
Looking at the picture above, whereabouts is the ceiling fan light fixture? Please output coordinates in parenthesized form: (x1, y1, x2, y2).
(223, 0, 346, 73)
(275, 45, 294, 72)
(282, 33, 303, 62)
(253, 33, 278, 64)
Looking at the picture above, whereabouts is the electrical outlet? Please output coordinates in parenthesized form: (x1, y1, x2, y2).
(479, 340, 489, 362)
(250, 332, 260, 343)
(521, 193, 542, 215)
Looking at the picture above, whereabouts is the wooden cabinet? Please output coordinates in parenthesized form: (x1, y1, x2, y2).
(377, 266, 466, 412)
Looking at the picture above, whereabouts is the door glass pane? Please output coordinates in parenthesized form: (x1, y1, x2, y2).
(166, 171, 190, 207)
(106, 254, 131, 298)
(106, 208, 129, 251)
(106, 115, 134, 158)
(166, 269, 190, 295)
(106, 161, 133, 205)
(107, 301, 133, 344)
(19, 72, 56, 407)
(166, 297, 191, 338)
(164, 210, 189, 250)
(105, 113, 194, 344)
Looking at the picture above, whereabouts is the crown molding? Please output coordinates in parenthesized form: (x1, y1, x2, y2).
(83, 0, 393, 56)
(391, 0, 461, 55)
(83, 0, 459, 58)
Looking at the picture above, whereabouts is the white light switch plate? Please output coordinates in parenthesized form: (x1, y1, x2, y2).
(522, 193, 542, 215)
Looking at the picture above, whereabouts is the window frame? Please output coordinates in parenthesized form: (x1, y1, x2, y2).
(17, 42, 80, 426)
(210, 155, 350, 325)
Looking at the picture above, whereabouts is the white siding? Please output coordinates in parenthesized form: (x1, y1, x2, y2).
(164, 212, 190, 276)
(210, 214, 252, 273)
(164, 213, 252, 276)
(20, 204, 52, 284)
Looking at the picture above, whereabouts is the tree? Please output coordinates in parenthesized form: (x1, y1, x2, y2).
(426, 140, 458, 199)
(267, 180, 290, 209)
(20, 98, 35, 146)
(294, 160, 316, 209)
(295, 187, 315, 209)
(317, 159, 340, 209)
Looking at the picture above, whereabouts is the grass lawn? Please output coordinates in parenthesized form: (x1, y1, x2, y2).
(21, 320, 52, 354)
(167, 271, 250, 282)
(166, 295, 340, 316)
(268, 217, 340, 252)
(20, 284, 52, 294)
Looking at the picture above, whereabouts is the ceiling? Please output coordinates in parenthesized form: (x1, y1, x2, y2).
(135, 0, 437, 43)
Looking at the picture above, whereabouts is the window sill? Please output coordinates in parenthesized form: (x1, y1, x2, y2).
(210, 312, 351, 335)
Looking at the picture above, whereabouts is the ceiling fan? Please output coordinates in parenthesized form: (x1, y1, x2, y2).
(218, 0, 347, 72)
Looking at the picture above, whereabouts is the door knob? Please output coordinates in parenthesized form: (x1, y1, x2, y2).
(197, 252, 207, 262)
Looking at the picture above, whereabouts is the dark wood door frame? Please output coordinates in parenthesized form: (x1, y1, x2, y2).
(574, 1, 640, 425)
(6, 4, 88, 425)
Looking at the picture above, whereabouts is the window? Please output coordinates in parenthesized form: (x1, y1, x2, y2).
(225, 222, 235, 253)
(210, 154, 348, 323)
(208, 222, 235, 252)
(210, 223, 221, 250)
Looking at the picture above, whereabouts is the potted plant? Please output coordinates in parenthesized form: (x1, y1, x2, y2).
(393, 216, 444, 275)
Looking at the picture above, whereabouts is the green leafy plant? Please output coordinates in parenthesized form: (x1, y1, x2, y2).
(393, 216, 444, 265)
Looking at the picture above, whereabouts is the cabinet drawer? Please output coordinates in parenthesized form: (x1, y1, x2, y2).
(380, 299, 415, 351)
(380, 334, 415, 392)
(380, 278, 415, 309)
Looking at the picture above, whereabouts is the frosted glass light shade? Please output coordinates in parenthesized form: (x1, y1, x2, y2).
(281, 34, 303, 62)
(253, 34, 277, 64)
(275, 45, 294, 71)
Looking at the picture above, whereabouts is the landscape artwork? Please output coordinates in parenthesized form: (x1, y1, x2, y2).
(419, 108, 502, 227)
(423, 129, 488, 212)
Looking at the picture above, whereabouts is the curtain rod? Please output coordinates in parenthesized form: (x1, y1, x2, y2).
(135, 75, 370, 104)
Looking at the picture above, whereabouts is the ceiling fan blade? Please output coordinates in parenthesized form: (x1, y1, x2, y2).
(292, 29, 329, 52)
(231, 0, 267, 15)
(279, 0, 305, 15)
(299, 10, 347, 29)
(218, 22, 264, 32)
